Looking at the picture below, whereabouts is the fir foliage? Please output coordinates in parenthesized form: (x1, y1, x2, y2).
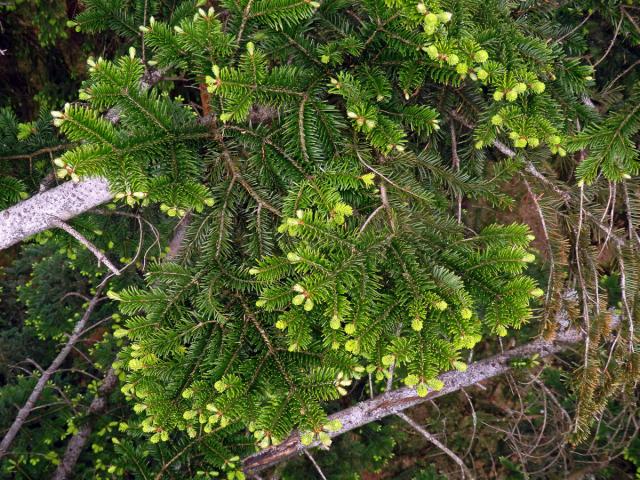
(68, 0, 575, 465)
(1, 0, 640, 477)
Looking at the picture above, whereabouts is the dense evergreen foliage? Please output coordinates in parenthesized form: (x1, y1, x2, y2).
(1, 0, 639, 478)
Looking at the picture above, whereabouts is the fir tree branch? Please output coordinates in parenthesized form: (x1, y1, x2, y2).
(203, 91, 282, 217)
(449, 109, 574, 204)
(450, 121, 462, 223)
(225, 154, 282, 216)
(0, 68, 170, 251)
(104, 67, 168, 124)
(46, 215, 193, 479)
(153, 441, 198, 480)
(557, 11, 592, 43)
(242, 313, 620, 474)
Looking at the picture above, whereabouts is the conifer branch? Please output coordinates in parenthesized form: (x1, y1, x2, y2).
(242, 314, 620, 474)
(166, 212, 193, 261)
(45, 215, 193, 478)
(449, 109, 574, 204)
(203, 91, 282, 217)
(225, 155, 282, 216)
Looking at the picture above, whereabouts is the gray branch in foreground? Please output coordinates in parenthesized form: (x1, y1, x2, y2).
(242, 320, 610, 474)
(0, 69, 168, 252)
(0, 178, 113, 251)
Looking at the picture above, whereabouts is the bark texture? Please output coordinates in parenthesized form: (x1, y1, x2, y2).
(0, 178, 113, 250)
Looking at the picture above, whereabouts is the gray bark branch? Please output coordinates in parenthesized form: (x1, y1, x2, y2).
(51, 368, 118, 480)
(0, 178, 113, 251)
(242, 319, 615, 474)
(0, 69, 167, 252)
(49, 217, 121, 275)
(0, 286, 107, 460)
(397, 412, 474, 479)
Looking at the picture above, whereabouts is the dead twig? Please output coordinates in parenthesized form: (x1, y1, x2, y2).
(397, 411, 474, 479)
(0, 282, 111, 460)
(49, 216, 121, 276)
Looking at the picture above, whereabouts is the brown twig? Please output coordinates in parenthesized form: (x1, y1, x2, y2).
(0, 144, 73, 162)
(557, 12, 593, 43)
(593, 16, 623, 68)
(358, 205, 384, 234)
(49, 216, 121, 275)
(397, 411, 474, 479)
(303, 450, 328, 480)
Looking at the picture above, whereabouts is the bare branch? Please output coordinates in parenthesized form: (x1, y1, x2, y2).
(0, 284, 109, 460)
(303, 450, 328, 480)
(51, 368, 118, 480)
(242, 315, 620, 474)
(593, 16, 623, 68)
(397, 412, 474, 479)
(0, 144, 73, 162)
(49, 216, 121, 275)
(358, 205, 384, 234)
(166, 212, 193, 261)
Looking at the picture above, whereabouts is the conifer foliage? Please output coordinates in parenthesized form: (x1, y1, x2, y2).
(76, 0, 573, 467)
(2, 0, 639, 477)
